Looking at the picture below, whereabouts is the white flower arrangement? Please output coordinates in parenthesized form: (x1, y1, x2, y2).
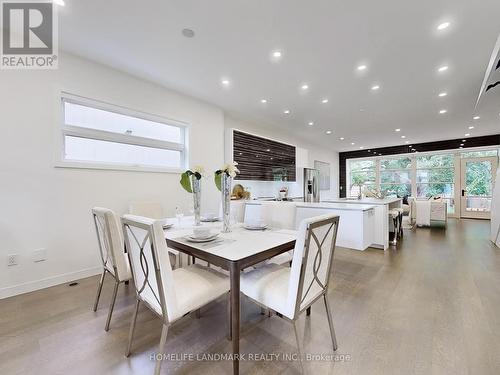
(214, 162, 239, 190)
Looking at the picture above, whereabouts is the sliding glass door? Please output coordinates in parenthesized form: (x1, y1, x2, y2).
(460, 157, 498, 219)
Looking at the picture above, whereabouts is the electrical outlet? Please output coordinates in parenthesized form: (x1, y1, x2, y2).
(33, 248, 47, 263)
(7, 254, 18, 266)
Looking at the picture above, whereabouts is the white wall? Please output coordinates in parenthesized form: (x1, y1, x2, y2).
(0, 53, 339, 298)
(224, 116, 339, 200)
(0, 53, 225, 298)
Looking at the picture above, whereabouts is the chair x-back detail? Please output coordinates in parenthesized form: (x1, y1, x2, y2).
(122, 215, 229, 375)
(92, 207, 131, 331)
(240, 214, 340, 373)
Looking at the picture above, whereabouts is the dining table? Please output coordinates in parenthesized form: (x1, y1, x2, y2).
(163, 217, 297, 375)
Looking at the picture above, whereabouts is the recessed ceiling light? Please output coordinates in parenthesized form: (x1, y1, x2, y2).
(321, 98, 329, 104)
(260, 99, 268, 103)
(272, 50, 282, 58)
(283, 109, 291, 114)
(460, 143, 464, 146)
(221, 79, 230, 86)
(473, 116, 480, 120)
(266, 149, 271, 152)
(53, 0, 65, 5)
(462, 139, 466, 142)
(468, 125, 474, 129)
(439, 109, 447, 114)
(357, 65, 367, 71)
(465, 133, 470, 137)
(351, 142, 355, 145)
(301, 84, 309, 90)
(326, 130, 332, 134)
(438, 92, 447, 97)
(405, 141, 409, 144)
(359, 146, 364, 149)
(371, 85, 380, 91)
(395, 128, 401, 132)
(379, 153, 383, 156)
(308, 121, 314, 126)
(340, 137, 345, 140)
(182, 28, 195, 38)
(437, 22, 450, 31)
(401, 135, 406, 139)
(438, 65, 449, 72)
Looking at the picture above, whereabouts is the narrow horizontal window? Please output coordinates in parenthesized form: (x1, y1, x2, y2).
(59, 94, 187, 171)
(64, 136, 182, 169)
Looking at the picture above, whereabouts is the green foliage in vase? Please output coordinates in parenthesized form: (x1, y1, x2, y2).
(180, 166, 204, 193)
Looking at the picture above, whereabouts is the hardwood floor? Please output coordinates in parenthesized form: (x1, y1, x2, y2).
(1, 219, 499, 374)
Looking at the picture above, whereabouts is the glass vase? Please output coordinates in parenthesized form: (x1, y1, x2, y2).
(221, 173, 232, 233)
(192, 176, 201, 226)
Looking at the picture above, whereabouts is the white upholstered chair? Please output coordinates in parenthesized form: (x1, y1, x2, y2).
(240, 214, 340, 372)
(244, 202, 296, 266)
(128, 201, 164, 219)
(92, 207, 132, 331)
(266, 202, 297, 266)
(122, 215, 230, 375)
(129, 201, 181, 267)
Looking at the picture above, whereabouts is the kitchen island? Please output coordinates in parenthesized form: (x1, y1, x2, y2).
(322, 197, 403, 250)
(244, 201, 376, 251)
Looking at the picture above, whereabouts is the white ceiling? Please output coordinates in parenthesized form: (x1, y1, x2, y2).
(58, 0, 500, 152)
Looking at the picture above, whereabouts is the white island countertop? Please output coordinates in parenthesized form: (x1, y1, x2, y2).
(323, 197, 402, 205)
(245, 200, 376, 211)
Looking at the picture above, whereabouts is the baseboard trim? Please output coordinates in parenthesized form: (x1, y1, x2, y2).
(0, 266, 102, 300)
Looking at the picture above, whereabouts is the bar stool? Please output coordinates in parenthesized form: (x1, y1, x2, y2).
(389, 209, 401, 245)
(395, 207, 404, 238)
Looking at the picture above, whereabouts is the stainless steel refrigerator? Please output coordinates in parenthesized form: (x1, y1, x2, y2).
(303, 168, 320, 202)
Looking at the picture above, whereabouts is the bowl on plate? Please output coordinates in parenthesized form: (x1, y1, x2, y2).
(192, 226, 212, 239)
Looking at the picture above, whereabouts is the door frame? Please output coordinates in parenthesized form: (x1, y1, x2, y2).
(460, 156, 498, 219)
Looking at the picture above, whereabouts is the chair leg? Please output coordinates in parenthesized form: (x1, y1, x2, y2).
(104, 279, 120, 331)
(292, 321, 304, 374)
(93, 270, 106, 312)
(154, 324, 169, 375)
(323, 294, 338, 351)
(125, 299, 140, 357)
(399, 213, 404, 238)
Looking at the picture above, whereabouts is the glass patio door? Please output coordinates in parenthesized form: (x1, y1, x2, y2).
(460, 157, 498, 219)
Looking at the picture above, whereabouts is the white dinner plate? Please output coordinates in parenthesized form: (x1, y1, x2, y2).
(200, 217, 220, 222)
(243, 224, 268, 231)
(185, 233, 220, 243)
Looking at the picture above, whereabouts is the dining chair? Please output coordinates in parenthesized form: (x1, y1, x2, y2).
(128, 201, 164, 219)
(240, 214, 340, 373)
(266, 202, 297, 266)
(121, 214, 230, 375)
(92, 207, 132, 331)
(129, 201, 182, 267)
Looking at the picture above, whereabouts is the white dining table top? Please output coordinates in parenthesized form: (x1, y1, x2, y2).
(163, 217, 297, 261)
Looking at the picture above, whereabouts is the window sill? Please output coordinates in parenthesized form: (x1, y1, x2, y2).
(54, 160, 183, 174)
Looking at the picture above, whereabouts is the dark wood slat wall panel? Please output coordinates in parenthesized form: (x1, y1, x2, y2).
(338, 134, 500, 197)
(233, 130, 296, 181)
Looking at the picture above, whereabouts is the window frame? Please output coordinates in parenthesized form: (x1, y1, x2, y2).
(345, 146, 499, 218)
(55, 92, 189, 173)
